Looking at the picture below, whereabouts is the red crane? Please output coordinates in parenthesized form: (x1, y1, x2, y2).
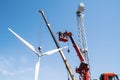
(58, 31, 119, 80)
(57, 2, 90, 80)
(58, 31, 90, 80)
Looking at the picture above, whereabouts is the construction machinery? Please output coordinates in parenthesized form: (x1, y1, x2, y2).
(39, 2, 119, 80)
(100, 73, 119, 80)
(58, 31, 90, 80)
(58, 31, 119, 80)
(39, 10, 76, 80)
(57, 2, 119, 80)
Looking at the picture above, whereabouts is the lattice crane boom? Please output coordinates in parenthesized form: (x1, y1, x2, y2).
(76, 2, 89, 65)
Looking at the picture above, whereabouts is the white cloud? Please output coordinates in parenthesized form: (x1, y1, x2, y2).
(1, 67, 33, 76)
(0, 56, 34, 80)
(2, 69, 14, 76)
(19, 56, 28, 63)
(0, 57, 10, 67)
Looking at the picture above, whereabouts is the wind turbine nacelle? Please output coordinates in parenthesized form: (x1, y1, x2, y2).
(38, 46, 42, 51)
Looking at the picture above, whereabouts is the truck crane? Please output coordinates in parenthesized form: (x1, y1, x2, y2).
(58, 30, 119, 80)
(57, 2, 119, 80)
(58, 31, 90, 80)
(39, 2, 119, 80)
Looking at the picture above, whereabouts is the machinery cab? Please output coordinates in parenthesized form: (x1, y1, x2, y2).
(100, 73, 119, 80)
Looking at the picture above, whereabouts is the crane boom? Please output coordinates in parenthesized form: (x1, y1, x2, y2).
(76, 2, 90, 65)
(39, 10, 76, 80)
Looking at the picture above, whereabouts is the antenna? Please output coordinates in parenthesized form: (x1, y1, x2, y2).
(8, 27, 68, 80)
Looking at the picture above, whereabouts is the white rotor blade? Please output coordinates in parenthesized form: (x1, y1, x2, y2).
(43, 46, 68, 56)
(35, 58, 40, 80)
(8, 28, 39, 56)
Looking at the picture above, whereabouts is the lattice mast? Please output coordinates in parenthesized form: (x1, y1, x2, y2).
(76, 2, 89, 66)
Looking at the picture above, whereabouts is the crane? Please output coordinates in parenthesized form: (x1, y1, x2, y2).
(76, 2, 90, 66)
(57, 2, 119, 80)
(58, 2, 91, 80)
(39, 10, 76, 80)
(58, 31, 90, 80)
(38, 2, 119, 80)
(76, 2, 91, 80)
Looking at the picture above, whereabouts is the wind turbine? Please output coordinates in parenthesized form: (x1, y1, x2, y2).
(8, 27, 68, 80)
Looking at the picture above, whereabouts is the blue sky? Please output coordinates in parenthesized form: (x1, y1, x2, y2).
(0, 0, 120, 80)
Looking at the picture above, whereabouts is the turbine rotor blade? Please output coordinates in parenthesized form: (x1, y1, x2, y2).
(43, 46, 68, 56)
(8, 28, 39, 56)
(35, 58, 40, 80)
